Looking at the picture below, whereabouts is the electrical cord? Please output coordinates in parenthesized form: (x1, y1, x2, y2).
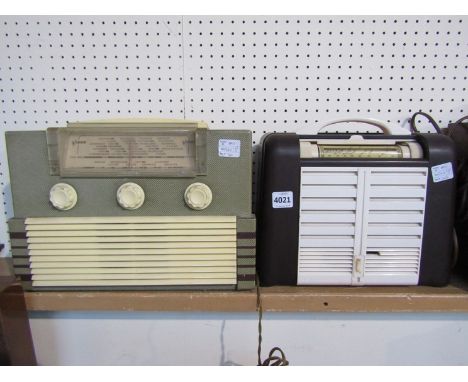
(456, 116, 468, 125)
(256, 275, 289, 366)
(410, 111, 442, 134)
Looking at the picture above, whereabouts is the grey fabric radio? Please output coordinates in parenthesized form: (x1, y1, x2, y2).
(6, 119, 255, 290)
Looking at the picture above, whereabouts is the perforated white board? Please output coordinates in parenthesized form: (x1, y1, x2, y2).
(1, 15, 467, 255)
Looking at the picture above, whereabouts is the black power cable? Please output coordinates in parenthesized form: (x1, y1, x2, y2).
(256, 276, 289, 366)
(410, 111, 442, 134)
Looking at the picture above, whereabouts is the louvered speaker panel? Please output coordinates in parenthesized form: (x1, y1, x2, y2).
(25, 216, 237, 287)
(362, 168, 428, 285)
(297, 167, 361, 285)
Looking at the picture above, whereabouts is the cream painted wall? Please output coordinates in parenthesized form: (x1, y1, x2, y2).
(29, 312, 468, 365)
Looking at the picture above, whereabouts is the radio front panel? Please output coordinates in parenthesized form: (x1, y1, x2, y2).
(6, 120, 256, 291)
(5, 129, 253, 218)
(256, 132, 456, 287)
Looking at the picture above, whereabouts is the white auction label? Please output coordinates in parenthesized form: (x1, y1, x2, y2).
(272, 191, 294, 208)
(431, 162, 454, 183)
(218, 139, 241, 158)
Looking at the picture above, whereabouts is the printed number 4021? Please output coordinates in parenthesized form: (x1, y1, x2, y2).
(272, 191, 293, 208)
(273, 196, 291, 203)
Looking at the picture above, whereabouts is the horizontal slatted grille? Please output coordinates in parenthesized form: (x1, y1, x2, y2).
(25, 216, 237, 287)
(298, 168, 357, 285)
(365, 252, 421, 272)
(298, 166, 427, 286)
(363, 168, 427, 284)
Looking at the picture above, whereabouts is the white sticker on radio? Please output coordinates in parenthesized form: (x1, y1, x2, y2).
(272, 191, 293, 208)
(218, 139, 241, 158)
(431, 162, 454, 183)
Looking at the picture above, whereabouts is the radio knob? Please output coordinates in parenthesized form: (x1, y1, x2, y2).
(49, 183, 78, 211)
(117, 182, 145, 210)
(184, 183, 213, 210)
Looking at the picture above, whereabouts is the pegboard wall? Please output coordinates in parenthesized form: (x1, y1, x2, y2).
(0, 15, 467, 254)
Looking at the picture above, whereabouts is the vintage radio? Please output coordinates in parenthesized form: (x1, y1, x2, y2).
(6, 119, 255, 290)
(256, 119, 456, 287)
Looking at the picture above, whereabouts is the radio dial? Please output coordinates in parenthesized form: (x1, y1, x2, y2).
(184, 183, 213, 210)
(49, 183, 78, 211)
(117, 182, 145, 210)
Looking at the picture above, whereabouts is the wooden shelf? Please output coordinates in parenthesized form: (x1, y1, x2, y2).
(23, 280, 468, 313)
(24, 289, 256, 312)
(259, 281, 468, 313)
(3, 258, 468, 313)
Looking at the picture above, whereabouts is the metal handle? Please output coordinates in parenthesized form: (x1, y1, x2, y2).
(317, 118, 411, 135)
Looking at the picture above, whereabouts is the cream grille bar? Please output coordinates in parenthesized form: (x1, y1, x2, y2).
(9, 216, 256, 291)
